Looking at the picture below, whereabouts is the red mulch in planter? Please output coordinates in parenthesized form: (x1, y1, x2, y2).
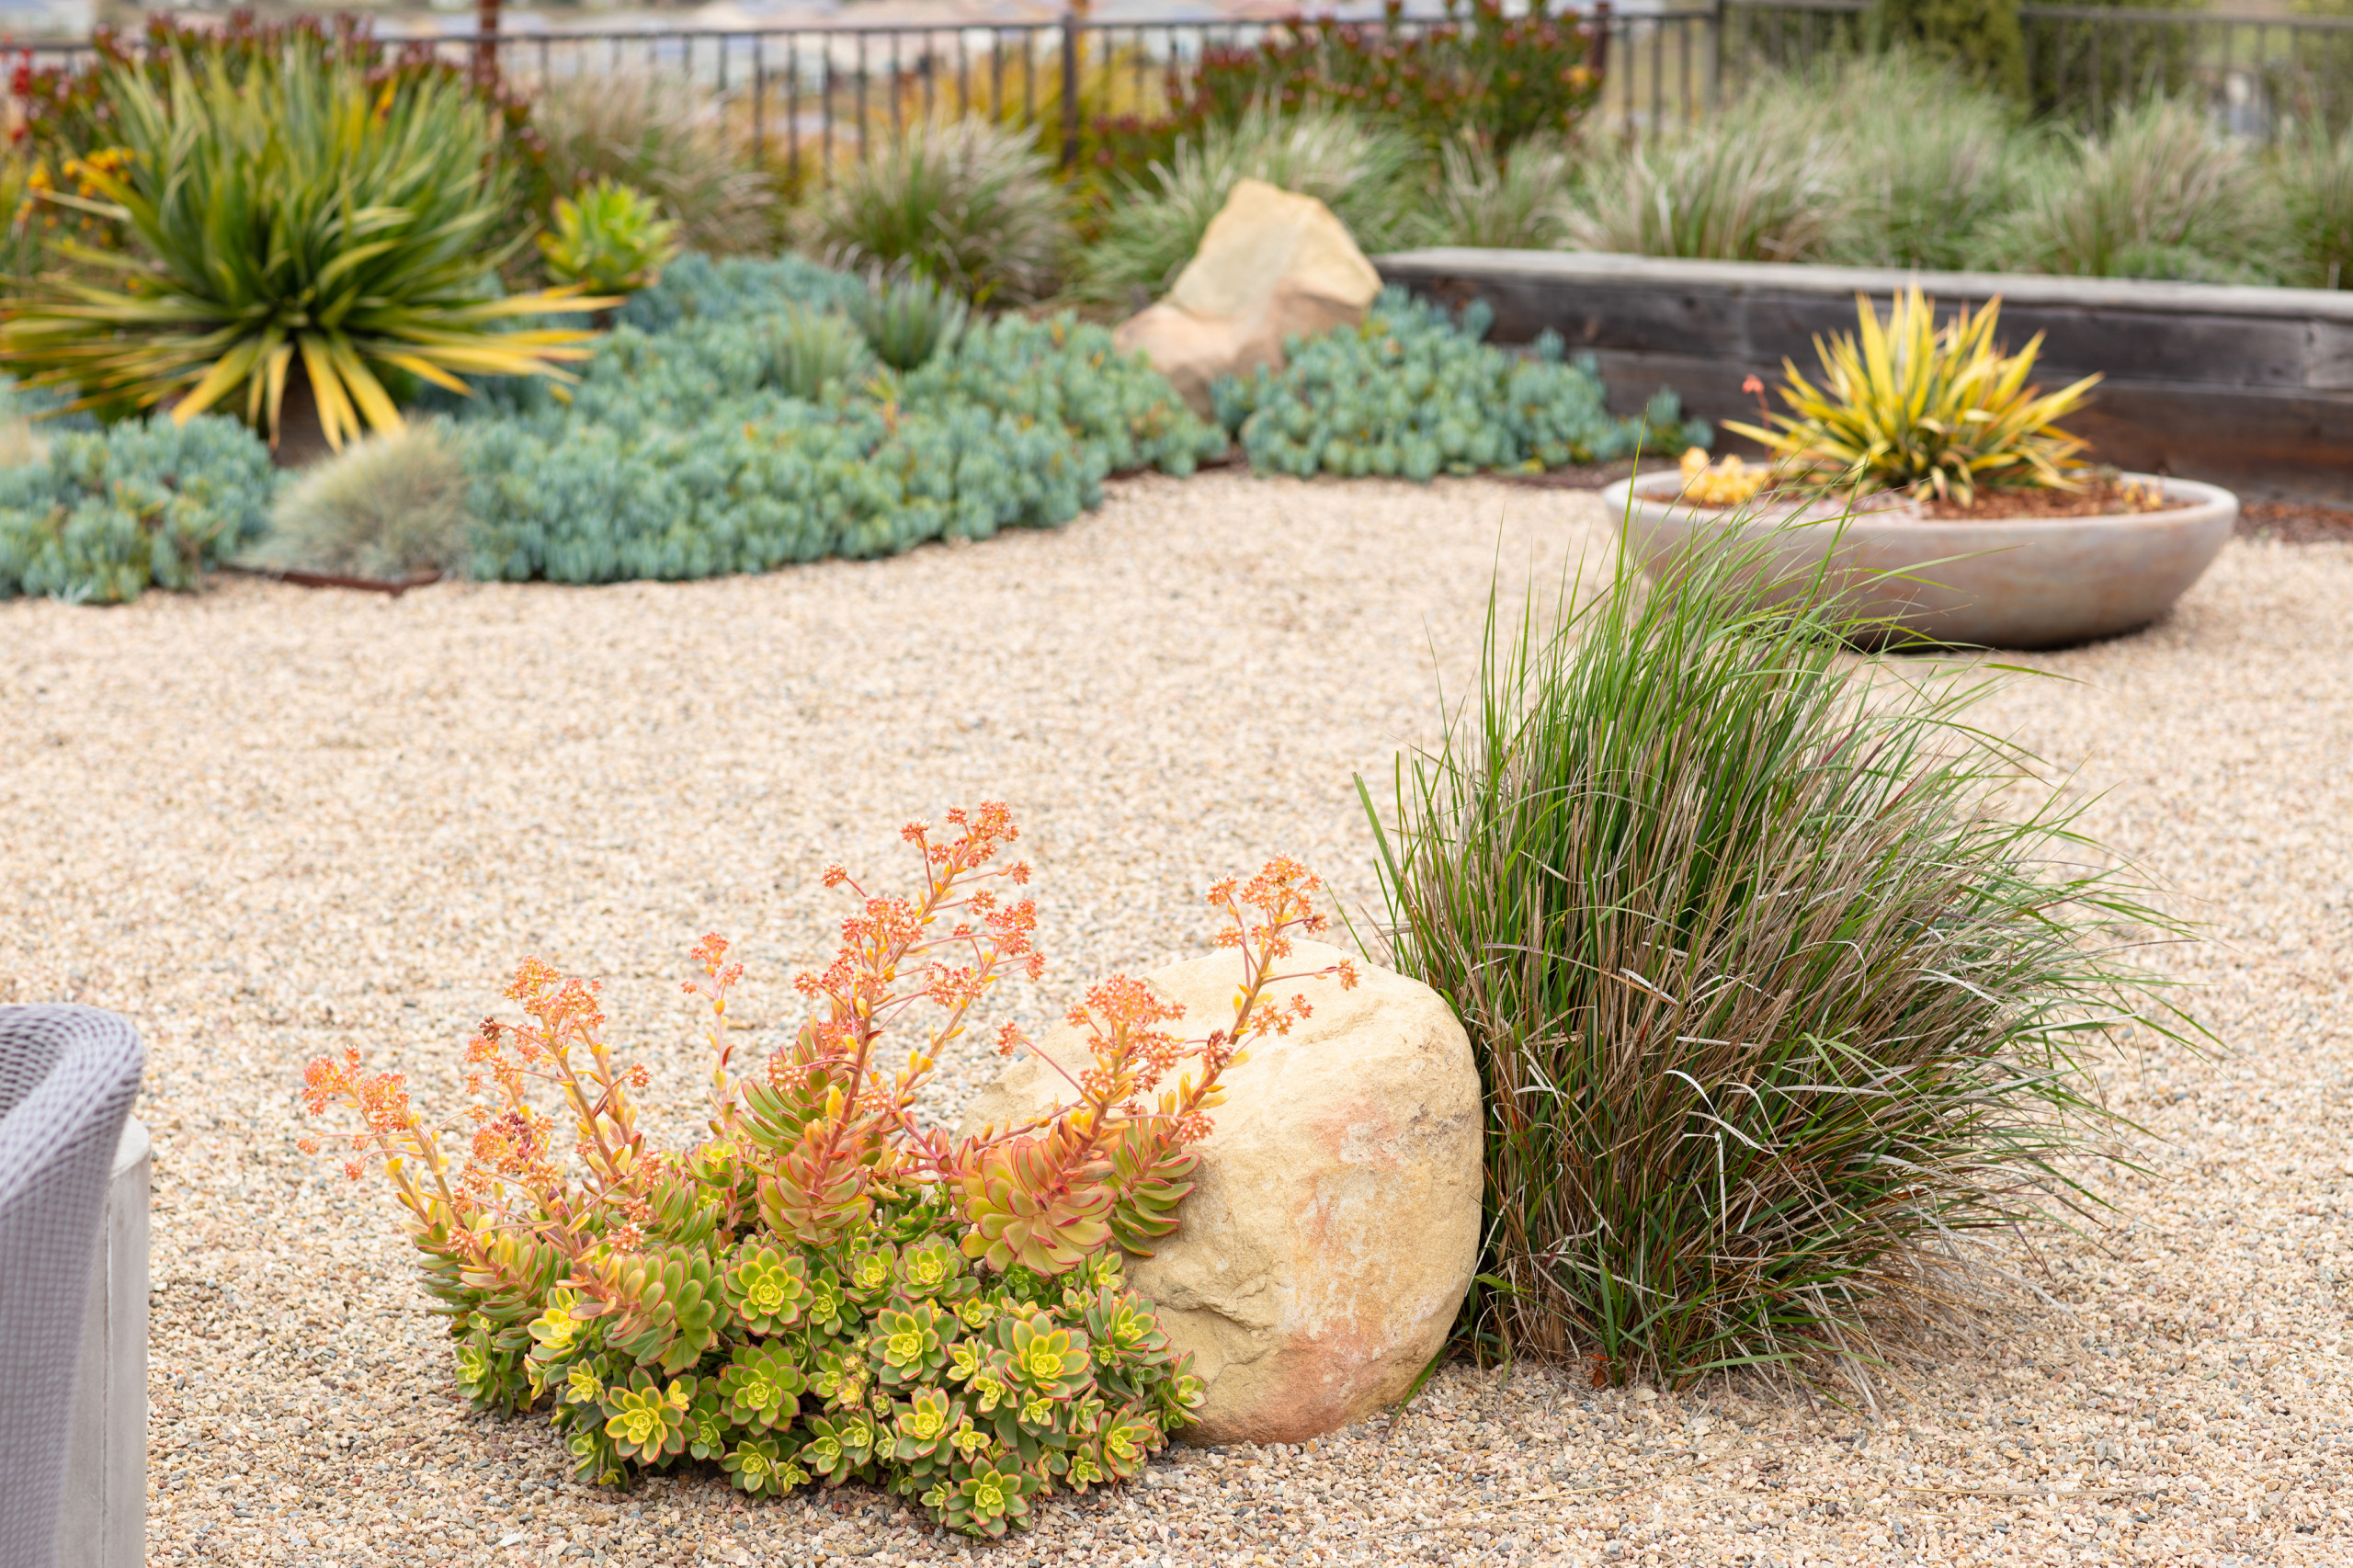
(1916, 478, 2192, 520)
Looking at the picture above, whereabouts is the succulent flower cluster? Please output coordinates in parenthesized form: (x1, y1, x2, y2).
(300, 805, 1353, 1535)
(1212, 289, 1710, 481)
(1676, 445, 1768, 506)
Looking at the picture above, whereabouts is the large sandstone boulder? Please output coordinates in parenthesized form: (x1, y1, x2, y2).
(1112, 178, 1383, 420)
(958, 940, 1480, 1445)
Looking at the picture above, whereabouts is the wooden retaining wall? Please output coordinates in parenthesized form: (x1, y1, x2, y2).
(1373, 249, 2353, 499)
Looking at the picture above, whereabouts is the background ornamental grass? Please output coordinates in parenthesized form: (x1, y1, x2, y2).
(1365, 539, 2197, 1392)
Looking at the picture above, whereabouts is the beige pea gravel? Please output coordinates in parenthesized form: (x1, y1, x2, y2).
(2, 471, 2349, 1568)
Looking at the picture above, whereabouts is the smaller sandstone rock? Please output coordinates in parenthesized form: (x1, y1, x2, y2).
(1111, 179, 1382, 419)
(958, 939, 1480, 1445)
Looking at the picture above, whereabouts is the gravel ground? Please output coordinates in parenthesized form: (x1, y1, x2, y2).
(3, 472, 2349, 1568)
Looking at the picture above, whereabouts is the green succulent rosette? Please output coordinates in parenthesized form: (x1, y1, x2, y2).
(941, 1457, 1041, 1539)
(725, 1243, 815, 1335)
(800, 1410, 877, 1485)
(715, 1340, 805, 1431)
(891, 1388, 962, 1465)
(683, 1383, 731, 1461)
(1094, 1404, 1160, 1481)
(1004, 1311, 1093, 1402)
(869, 1297, 953, 1387)
(722, 1435, 809, 1497)
(601, 1371, 695, 1465)
(803, 1267, 849, 1335)
(843, 1242, 899, 1309)
(895, 1236, 969, 1301)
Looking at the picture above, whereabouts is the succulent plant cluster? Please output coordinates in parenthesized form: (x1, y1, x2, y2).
(1213, 290, 1709, 482)
(0, 405, 276, 601)
(493, 1216, 1191, 1535)
(300, 806, 1354, 1536)
(449, 256, 1226, 583)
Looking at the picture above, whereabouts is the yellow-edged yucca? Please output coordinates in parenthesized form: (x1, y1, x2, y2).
(0, 47, 610, 451)
(1726, 286, 2100, 504)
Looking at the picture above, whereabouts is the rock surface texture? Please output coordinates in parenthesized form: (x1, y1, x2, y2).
(959, 939, 1481, 1445)
(1111, 179, 1383, 419)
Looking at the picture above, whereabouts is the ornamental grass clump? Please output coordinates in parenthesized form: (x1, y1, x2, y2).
(1076, 104, 1418, 302)
(1364, 546, 2194, 1392)
(300, 805, 1354, 1531)
(1724, 286, 2100, 505)
(529, 70, 777, 257)
(1981, 97, 2279, 284)
(798, 117, 1068, 305)
(1566, 94, 1841, 264)
(244, 420, 472, 582)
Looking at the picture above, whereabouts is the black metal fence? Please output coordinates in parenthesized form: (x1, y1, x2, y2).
(9, 1, 2349, 178)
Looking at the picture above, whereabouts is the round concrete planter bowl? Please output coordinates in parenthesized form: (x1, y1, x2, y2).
(1600, 471, 2239, 651)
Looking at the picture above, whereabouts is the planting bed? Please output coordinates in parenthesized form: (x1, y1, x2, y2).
(2, 474, 2350, 1566)
(1376, 249, 2353, 501)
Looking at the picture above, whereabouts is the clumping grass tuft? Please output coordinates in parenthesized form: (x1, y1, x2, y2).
(770, 304, 876, 399)
(1980, 97, 2279, 282)
(849, 272, 970, 371)
(799, 117, 1068, 304)
(1077, 104, 1419, 302)
(248, 422, 472, 581)
(1409, 131, 1577, 251)
(1363, 538, 2195, 1395)
(2279, 121, 2353, 290)
(531, 72, 779, 256)
(1802, 51, 2036, 272)
(1567, 96, 1841, 262)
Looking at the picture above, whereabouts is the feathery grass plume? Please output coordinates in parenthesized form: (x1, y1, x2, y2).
(2279, 121, 2353, 290)
(1978, 97, 2281, 282)
(1409, 131, 1577, 251)
(770, 304, 876, 400)
(1798, 51, 2037, 271)
(1361, 535, 2197, 1395)
(1076, 104, 1419, 302)
(247, 421, 472, 580)
(530, 71, 778, 256)
(798, 117, 1068, 305)
(1567, 95, 1841, 262)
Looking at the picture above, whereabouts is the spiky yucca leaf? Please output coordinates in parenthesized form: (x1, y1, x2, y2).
(1724, 287, 2100, 504)
(0, 49, 606, 450)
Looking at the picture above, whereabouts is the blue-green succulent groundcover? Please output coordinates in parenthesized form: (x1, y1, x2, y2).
(0, 257, 1711, 601)
(0, 403, 276, 604)
(1215, 289, 1710, 482)
(449, 255, 1229, 584)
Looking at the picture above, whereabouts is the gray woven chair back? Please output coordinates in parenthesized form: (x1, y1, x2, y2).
(0, 1006, 143, 1568)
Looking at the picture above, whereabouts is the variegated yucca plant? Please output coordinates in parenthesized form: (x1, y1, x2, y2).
(1724, 286, 2102, 505)
(0, 44, 604, 451)
(300, 804, 1351, 1535)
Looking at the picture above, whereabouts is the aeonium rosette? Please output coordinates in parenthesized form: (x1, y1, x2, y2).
(293, 803, 1356, 1539)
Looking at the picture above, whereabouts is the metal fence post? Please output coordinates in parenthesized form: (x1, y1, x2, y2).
(1710, 0, 1726, 112)
(1061, 8, 1082, 170)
